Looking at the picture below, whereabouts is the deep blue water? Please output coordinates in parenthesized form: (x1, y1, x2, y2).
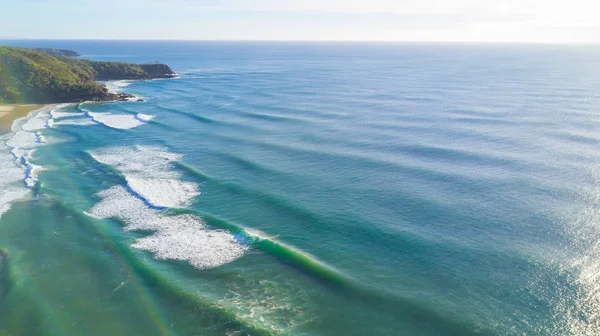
(1, 40, 600, 335)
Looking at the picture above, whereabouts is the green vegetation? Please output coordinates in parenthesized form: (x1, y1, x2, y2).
(35, 48, 80, 57)
(0, 46, 175, 104)
(0, 47, 107, 103)
(60, 58, 175, 80)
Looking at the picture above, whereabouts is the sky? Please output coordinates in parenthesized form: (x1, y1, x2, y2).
(0, 0, 598, 43)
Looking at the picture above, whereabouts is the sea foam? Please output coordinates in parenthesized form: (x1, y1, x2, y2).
(0, 144, 29, 217)
(6, 131, 39, 151)
(136, 113, 154, 122)
(50, 111, 85, 119)
(0, 105, 55, 218)
(87, 186, 247, 268)
(49, 118, 97, 127)
(88, 112, 144, 130)
(125, 176, 198, 208)
(21, 116, 49, 131)
(89, 146, 200, 208)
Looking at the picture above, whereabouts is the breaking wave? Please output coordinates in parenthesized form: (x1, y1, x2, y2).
(135, 113, 154, 122)
(0, 105, 55, 218)
(88, 112, 145, 130)
(86, 185, 246, 269)
(88, 146, 200, 208)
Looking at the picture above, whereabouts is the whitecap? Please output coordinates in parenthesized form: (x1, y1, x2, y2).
(89, 146, 199, 208)
(50, 111, 85, 119)
(6, 131, 39, 151)
(0, 105, 60, 218)
(21, 116, 49, 131)
(0, 146, 28, 186)
(24, 162, 45, 188)
(0, 187, 29, 217)
(87, 186, 247, 269)
(136, 113, 154, 121)
(103, 80, 133, 94)
(0, 144, 33, 218)
(126, 176, 199, 208)
(10, 148, 28, 161)
(36, 132, 47, 144)
(88, 112, 144, 130)
(114, 80, 133, 89)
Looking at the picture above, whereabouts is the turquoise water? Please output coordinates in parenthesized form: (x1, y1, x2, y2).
(1, 41, 600, 335)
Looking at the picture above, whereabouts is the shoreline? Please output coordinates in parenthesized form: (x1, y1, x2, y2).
(0, 104, 57, 136)
(0, 76, 170, 135)
(0, 105, 46, 135)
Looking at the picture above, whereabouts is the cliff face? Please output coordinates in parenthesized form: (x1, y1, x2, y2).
(92, 62, 176, 80)
(139, 64, 176, 78)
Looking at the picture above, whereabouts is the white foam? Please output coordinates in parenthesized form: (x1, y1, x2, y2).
(50, 118, 97, 127)
(126, 176, 199, 208)
(36, 132, 47, 144)
(0, 187, 29, 217)
(103, 81, 118, 94)
(87, 186, 247, 269)
(114, 80, 133, 88)
(88, 112, 144, 129)
(132, 222, 246, 269)
(36, 109, 52, 119)
(89, 146, 182, 176)
(24, 162, 44, 188)
(1, 106, 55, 192)
(136, 113, 154, 121)
(21, 116, 48, 131)
(10, 148, 28, 160)
(0, 146, 28, 186)
(89, 146, 199, 208)
(104, 80, 134, 94)
(0, 144, 31, 218)
(50, 111, 85, 119)
(0, 104, 71, 218)
(6, 131, 39, 150)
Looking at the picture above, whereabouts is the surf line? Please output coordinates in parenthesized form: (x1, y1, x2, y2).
(174, 209, 357, 289)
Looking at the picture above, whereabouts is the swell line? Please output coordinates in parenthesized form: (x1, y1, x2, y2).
(170, 161, 355, 287)
(167, 209, 484, 334)
(153, 105, 218, 124)
(49, 198, 277, 336)
(168, 209, 355, 289)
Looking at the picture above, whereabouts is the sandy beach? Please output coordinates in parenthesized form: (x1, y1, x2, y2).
(0, 104, 45, 134)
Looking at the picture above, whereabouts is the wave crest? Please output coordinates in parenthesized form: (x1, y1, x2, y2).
(89, 146, 199, 208)
(87, 185, 246, 268)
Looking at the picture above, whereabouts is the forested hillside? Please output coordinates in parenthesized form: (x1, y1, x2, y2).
(0, 47, 107, 103)
(0, 47, 175, 104)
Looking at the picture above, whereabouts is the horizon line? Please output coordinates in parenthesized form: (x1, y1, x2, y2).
(0, 38, 599, 46)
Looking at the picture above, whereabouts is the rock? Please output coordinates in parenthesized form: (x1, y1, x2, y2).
(139, 63, 177, 78)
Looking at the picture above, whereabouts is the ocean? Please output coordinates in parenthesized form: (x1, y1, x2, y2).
(1, 40, 600, 335)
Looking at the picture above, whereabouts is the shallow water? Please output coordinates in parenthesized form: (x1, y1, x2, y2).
(1, 41, 600, 335)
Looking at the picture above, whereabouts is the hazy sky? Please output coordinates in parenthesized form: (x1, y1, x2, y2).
(1, 0, 598, 43)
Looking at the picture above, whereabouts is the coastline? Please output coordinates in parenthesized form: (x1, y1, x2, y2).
(0, 104, 46, 135)
(0, 47, 176, 107)
(0, 104, 56, 219)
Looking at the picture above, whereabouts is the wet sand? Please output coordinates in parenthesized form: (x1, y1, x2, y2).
(0, 105, 45, 134)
